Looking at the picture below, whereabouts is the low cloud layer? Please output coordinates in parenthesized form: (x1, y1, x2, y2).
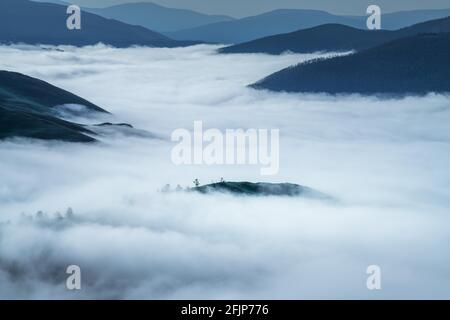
(0, 44, 450, 299)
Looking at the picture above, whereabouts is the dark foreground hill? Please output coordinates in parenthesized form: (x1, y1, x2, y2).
(191, 181, 330, 199)
(220, 16, 450, 54)
(0, 0, 197, 47)
(0, 107, 97, 142)
(251, 33, 450, 95)
(0, 70, 108, 142)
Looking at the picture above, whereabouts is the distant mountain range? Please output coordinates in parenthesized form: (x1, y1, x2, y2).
(25, 2, 450, 45)
(220, 16, 450, 54)
(376, 8, 450, 29)
(165, 8, 450, 44)
(165, 9, 364, 44)
(0, 70, 108, 142)
(9, 2, 450, 46)
(85, 2, 234, 33)
(1, 0, 198, 47)
(251, 33, 450, 95)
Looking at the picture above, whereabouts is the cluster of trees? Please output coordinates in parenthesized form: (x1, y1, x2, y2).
(19, 207, 76, 222)
(159, 178, 226, 193)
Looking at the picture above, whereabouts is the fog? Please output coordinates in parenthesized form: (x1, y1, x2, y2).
(0, 44, 450, 299)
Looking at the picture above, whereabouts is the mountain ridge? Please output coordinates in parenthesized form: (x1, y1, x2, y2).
(166, 8, 450, 44)
(86, 2, 234, 33)
(0, 0, 199, 47)
(220, 16, 450, 54)
(0, 70, 108, 142)
(251, 33, 450, 95)
(166, 9, 364, 44)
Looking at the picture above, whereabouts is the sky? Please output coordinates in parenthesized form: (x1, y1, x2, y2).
(1, 44, 450, 298)
(38, 0, 450, 17)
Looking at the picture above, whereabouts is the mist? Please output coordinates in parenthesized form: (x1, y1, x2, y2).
(1, 44, 450, 299)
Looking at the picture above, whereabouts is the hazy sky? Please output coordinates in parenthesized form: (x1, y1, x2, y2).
(56, 0, 450, 17)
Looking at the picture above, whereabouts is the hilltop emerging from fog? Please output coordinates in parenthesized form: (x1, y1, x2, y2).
(191, 181, 331, 199)
(252, 33, 450, 95)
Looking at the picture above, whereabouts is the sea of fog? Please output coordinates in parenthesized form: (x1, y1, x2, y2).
(0, 44, 450, 299)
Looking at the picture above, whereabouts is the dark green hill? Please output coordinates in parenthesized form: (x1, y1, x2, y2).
(0, 71, 107, 115)
(0, 106, 96, 142)
(0, 70, 108, 142)
(251, 33, 450, 95)
(192, 181, 330, 199)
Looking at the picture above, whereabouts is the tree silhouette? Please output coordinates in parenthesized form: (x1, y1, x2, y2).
(193, 179, 200, 187)
(162, 184, 171, 193)
(66, 207, 74, 219)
